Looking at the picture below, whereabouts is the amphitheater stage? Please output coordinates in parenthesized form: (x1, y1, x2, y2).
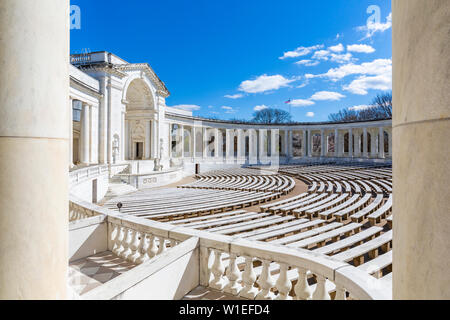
(117, 167, 185, 189)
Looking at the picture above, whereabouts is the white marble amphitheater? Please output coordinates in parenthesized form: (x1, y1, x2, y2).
(0, 0, 449, 301)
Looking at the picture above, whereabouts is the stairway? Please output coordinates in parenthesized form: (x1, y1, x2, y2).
(103, 175, 137, 202)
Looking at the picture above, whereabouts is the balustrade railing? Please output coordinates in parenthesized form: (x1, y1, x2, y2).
(69, 199, 391, 300)
(69, 164, 109, 186)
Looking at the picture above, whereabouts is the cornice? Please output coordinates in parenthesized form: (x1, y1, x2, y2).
(116, 63, 170, 98)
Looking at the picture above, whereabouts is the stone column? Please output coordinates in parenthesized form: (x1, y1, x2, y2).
(307, 130, 312, 157)
(378, 127, 385, 158)
(190, 126, 196, 158)
(347, 128, 352, 158)
(363, 128, 368, 158)
(120, 112, 125, 161)
(387, 128, 393, 158)
(354, 130, 361, 157)
(225, 129, 232, 160)
(214, 128, 220, 159)
(80, 103, 90, 165)
(0, 0, 69, 299)
(69, 99, 74, 168)
(237, 129, 243, 160)
(271, 129, 279, 157)
(259, 129, 267, 161)
(334, 129, 339, 157)
(302, 129, 307, 157)
(202, 127, 208, 159)
(152, 120, 158, 159)
(249, 129, 257, 164)
(369, 129, 377, 158)
(180, 125, 185, 158)
(392, 0, 450, 300)
(145, 120, 151, 159)
(393, 0, 450, 299)
(320, 129, 325, 157)
(288, 130, 293, 158)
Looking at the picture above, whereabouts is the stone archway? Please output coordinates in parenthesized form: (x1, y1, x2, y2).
(124, 78, 156, 160)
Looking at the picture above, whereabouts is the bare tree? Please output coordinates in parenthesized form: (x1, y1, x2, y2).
(328, 91, 392, 122)
(252, 108, 292, 124)
(371, 92, 392, 118)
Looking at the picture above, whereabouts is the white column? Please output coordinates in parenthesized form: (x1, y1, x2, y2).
(191, 127, 196, 158)
(334, 129, 339, 157)
(302, 129, 307, 157)
(370, 129, 377, 158)
(237, 129, 243, 160)
(180, 125, 185, 158)
(320, 129, 325, 157)
(354, 130, 361, 157)
(250, 129, 256, 163)
(214, 128, 220, 159)
(0, 0, 69, 299)
(387, 128, 393, 158)
(120, 112, 125, 161)
(363, 128, 368, 158)
(379, 127, 385, 158)
(283, 130, 289, 157)
(348, 128, 353, 158)
(203, 127, 208, 159)
(226, 129, 233, 161)
(80, 103, 90, 164)
(271, 129, 279, 158)
(69, 99, 74, 168)
(393, 0, 450, 299)
(307, 130, 312, 157)
(288, 130, 293, 158)
(259, 129, 267, 161)
(145, 120, 151, 159)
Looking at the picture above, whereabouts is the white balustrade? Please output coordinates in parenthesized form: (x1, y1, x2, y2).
(70, 198, 390, 301)
(107, 220, 180, 265)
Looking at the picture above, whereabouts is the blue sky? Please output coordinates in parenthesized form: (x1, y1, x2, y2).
(71, 0, 392, 122)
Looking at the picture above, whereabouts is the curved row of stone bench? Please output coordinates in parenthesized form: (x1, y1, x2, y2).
(105, 187, 281, 222)
(171, 207, 393, 283)
(179, 171, 295, 195)
(71, 196, 391, 300)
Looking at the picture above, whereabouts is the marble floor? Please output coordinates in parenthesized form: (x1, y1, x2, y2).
(183, 286, 246, 301)
(68, 251, 136, 296)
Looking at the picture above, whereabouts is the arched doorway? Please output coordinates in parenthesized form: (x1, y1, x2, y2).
(124, 78, 155, 160)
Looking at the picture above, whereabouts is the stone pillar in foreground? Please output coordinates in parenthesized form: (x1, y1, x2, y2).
(393, 0, 450, 300)
(80, 103, 90, 164)
(0, 0, 69, 299)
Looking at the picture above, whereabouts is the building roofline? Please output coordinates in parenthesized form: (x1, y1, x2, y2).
(165, 113, 392, 126)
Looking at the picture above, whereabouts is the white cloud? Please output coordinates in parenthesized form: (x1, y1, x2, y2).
(289, 99, 315, 107)
(306, 112, 315, 118)
(304, 74, 315, 79)
(279, 44, 324, 60)
(343, 72, 392, 95)
(254, 105, 269, 111)
(347, 44, 375, 53)
(312, 50, 330, 60)
(224, 94, 244, 99)
(335, 33, 343, 40)
(358, 12, 392, 39)
(318, 58, 392, 82)
(238, 74, 295, 93)
(330, 53, 354, 64)
(221, 106, 237, 114)
(329, 43, 344, 53)
(171, 104, 201, 111)
(310, 91, 346, 101)
(348, 105, 376, 111)
(295, 59, 320, 67)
